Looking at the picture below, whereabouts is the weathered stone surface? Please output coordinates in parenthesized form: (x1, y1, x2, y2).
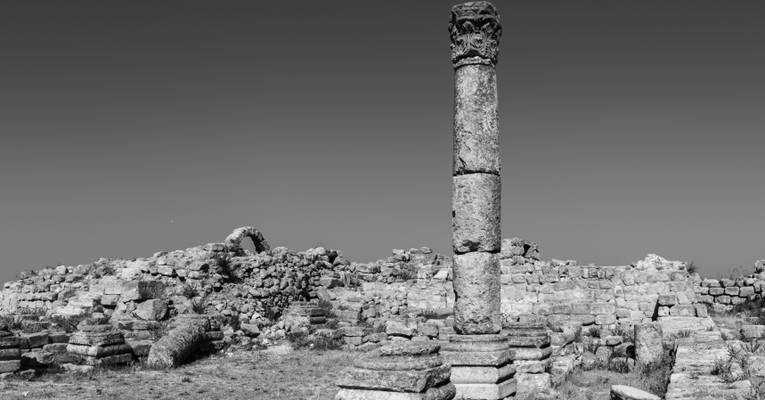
(66, 343, 133, 357)
(516, 373, 551, 399)
(0, 360, 20, 373)
(335, 382, 455, 400)
(611, 384, 660, 400)
(146, 318, 208, 368)
(68, 331, 125, 347)
(508, 346, 552, 361)
(452, 252, 501, 334)
(453, 378, 515, 400)
(741, 325, 765, 340)
(634, 323, 663, 365)
(20, 332, 49, 348)
(354, 354, 444, 371)
(120, 280, 165, 302)
(20, 350, 54, 368)
(224, 226, 270, 254)
(82, 352, 133, 366)
(441, 348, 512, 367)
(665, 373, 753, 400)
(452, 174, 500, 253)
(453, 65, 499, 176)
(450, 363, 515, 384)
(379, 342, 440, 357)
(505, 335, 550, 348)
(0, 336, 20, 349)
(0, 348, 21, 360)
(133, 299, 168, 321)
(337, 364, 450, 393)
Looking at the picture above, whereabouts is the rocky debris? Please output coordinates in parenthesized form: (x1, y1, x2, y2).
(0, 324, 21, 374)
(610, 384, 660, 400)
(336, 342, 455, 400)
(67, 316, 133, 366)
(146, 315, 210, 368)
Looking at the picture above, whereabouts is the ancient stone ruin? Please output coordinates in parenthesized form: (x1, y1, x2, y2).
(0, 2, 763, 399)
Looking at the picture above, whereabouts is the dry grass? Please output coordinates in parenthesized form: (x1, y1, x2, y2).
(0, 348, 354, 400)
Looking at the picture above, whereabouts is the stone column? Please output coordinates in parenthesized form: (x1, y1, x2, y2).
(443, 3, 515, 400)
(450, 0, 502, 336)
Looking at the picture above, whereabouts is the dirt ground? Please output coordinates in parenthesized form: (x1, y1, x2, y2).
(0, 346, 354, 400)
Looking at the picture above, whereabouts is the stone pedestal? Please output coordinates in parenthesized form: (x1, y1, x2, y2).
(0, 325, 21, 374)
(505, 322, 552, 398)
(335, 342, 455, 400)
(442, 334, 515, 400)
(67, 316, 133, 366)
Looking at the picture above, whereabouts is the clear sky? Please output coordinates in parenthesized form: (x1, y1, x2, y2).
(0, 1, 762, 283)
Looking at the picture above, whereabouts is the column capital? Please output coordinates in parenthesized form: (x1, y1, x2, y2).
(449, 1, 502, 68)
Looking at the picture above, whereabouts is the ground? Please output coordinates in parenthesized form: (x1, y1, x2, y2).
(0, 346, 354, 400)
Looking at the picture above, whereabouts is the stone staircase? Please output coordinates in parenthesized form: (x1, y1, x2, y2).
(665, 330, 755, 399)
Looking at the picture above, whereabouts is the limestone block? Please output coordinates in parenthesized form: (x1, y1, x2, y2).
(449, 363, 515, 384)
(657, 295, 677, 306)
(514, 359, 549, 373)
(134, 299, 168, 321)
(611, 384, 660, 400)
(739, 286, 755, 297)
(515, 373, 551, 398)
(441, 348, 511, 367)
(20, 350, 54, 368)
(634, 323, 663, 365)
(453, 64, 499, 176)
(336, 364, 450, 393)
(66, 343, 133, 357)
(82, 352, 133, 366)
(0, 336, 20, 349)
(335, 383, 455, 400)
(452, 174, 500, 253)
(452, 252, 501, 334)
(0, 360, 21, 373)
(120, 281, 165, 302)
(20, 332, 49, 348)
(0, 348, 21, 360)
(354, 354, 444, 371)
(508, 346, 552, 361)
(68, 331, 125, 347)
(741, 325, 765, 340)
(724, 286, 740, 296)
(453, 379, 515, 400)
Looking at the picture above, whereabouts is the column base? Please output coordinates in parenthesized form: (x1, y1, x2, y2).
(442, 334, 516, 400)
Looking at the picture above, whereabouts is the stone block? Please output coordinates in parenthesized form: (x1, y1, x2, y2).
(453, 63, 499, 176)
(335, 383, 455, 400)
(657, 295, 677, 306)
(508, 346, 552, 361)
(354, 354, 443, 371)
(634, 323, 663, 365)
(66, 343, 133, 357)
(20, 332, 48, 348)
(68, 331, 125, 347)
(337, 364, 450, 393)
(514, 359, 549, 373)
(740, 286, 756, 297)
(694, 304, 708, 318)
(453, 378, 515, 400)
(0, 360, 20, 373)
(741, 325, 765, 340)
(516, 373, 551, 399)
(708, 287, 724, 296)
(450, 363, 515, 384)
(441, 349, 511, 367)
(611, 384, 660, 400)
(0, 336, 20, 349)
(120, 280, 165, 302)
(452, 252, 501, 334)
(452, 174, 501, 253)
(724, 287, 740, 296)
(669, 305, 695, 317)
(0, 348, 21, 360)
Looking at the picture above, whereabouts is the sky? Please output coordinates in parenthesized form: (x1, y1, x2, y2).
(0, 0, 762, 283)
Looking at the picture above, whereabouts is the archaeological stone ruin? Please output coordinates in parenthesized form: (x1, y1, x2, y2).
(0, 2, 763, 400)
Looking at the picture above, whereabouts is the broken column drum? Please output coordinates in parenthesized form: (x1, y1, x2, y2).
(451, 0, 502, 336)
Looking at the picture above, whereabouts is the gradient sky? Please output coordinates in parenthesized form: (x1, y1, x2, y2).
(0, 1, 762, 283)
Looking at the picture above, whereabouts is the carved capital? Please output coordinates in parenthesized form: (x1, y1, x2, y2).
(449, 1, 502, 68)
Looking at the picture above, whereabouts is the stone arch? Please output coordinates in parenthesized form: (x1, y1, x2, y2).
(224, 226, 270, 254)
